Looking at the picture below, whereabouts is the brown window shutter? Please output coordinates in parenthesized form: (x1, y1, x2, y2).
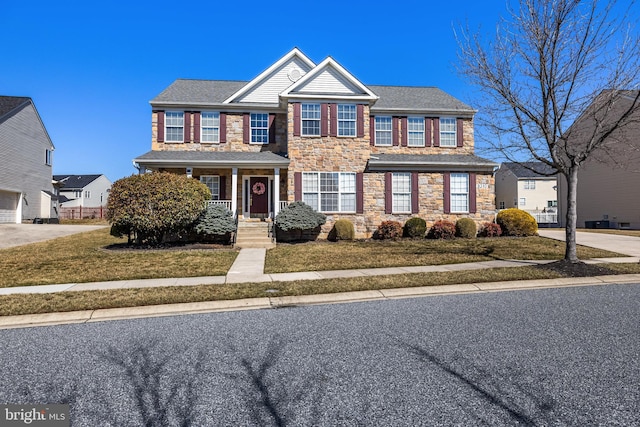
(411, 172, 419, 213)
(385, 172, 392, 214)
(401, 117, 408, 147)
(193, 112, 201, 143)
(392, 117, 400, 146)
(219, 176, 227, 200)
(184, 112, 191, 142)
(269, 113, 276, 144)
(220, 113, 227, 143)
(425, 117, 432, 147)
(469, 173, 476, 213)
(433, 118, 440, 147)
(369, 115, 375, 146)
(357, 104, 365, 137)
(457, 118, 464, 147)
(294, 172, 302, 201)
(156, 111, 164, 142)
(321, 103, 329, 136)
(329, 104, 337, 137)
(293, 103, 301, 136)
(443, 172, 450, 213)
(356, 172, 364, 214)
(243, 113, 250, 144)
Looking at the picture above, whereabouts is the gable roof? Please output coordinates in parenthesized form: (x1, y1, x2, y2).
(501, 162, 557, 178)
(53, 174, 104, 189)
(0, 96, 31, 119)
(280, 57, 378, 102)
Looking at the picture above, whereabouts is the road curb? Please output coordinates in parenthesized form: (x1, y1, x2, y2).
(2, 276, 640, 329)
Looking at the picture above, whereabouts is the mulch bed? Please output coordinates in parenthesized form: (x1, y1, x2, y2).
(535, 260, 619, 277)
(102, 242, 234, 252)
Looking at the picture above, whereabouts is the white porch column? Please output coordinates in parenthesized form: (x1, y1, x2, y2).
(273, 168, 280, 217)
(231, 168, 238, 216)
(16, 193, 23, 224)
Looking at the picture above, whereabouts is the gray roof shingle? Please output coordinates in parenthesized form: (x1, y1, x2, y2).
(368, 154, 498, 172)
(151, 80, 247, 106)
(0, 96, 31, 119)
(501, 162, 556, 178)
(134, 150, 290, 168)
(53, 174, 103, 189)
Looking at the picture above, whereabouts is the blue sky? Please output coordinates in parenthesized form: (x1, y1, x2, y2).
(2, 0, 511, 181)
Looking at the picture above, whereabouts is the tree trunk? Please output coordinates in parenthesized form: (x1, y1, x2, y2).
(564, 167, 579, 262)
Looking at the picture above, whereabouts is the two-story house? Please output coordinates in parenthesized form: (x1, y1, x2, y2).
(133, 48, 497, 238)
(54, 174, 112, 208)
(0, 96, 56, 223)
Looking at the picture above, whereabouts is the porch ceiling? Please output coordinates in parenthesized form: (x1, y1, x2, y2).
(133, 150, 290, 169)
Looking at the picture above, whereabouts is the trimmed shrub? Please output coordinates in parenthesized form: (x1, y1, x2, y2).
(478, 222, 502, 237)
(194, 205, 236, 243)
(496, 208, 538, 236)
(404, 217, 427, 238)
(275, 201, 326, 241)
(107, 172, 211, 246)
(455, 218, 477, 238)
(328, 219, 355, 241)
(375, 220, 403, 240)
(427, 220, 456, 240)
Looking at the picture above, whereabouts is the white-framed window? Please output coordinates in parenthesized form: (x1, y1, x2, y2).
(200, 176, 220, 200)
(84, 191, 91, 199)
(250, 113, 269, 144)
(338, 104, 356, 136)
(45, 149, 52, 166)
(524, 180, 536, 189)
(519, 197, 526, 206)
(74, 191, 81, 198)
(499, 201, 505, 209)
(302, 104, 321, 136)
(407, 117, 425, 147)
(165, 111, 184, 142)
(375, 116, 392, 146)
(450, 173, 469, 213)
(392, 173, 411, 213)
(201, 112, 220, 143)
(302, 172, 356, 212)
(440, 117, 457, 147)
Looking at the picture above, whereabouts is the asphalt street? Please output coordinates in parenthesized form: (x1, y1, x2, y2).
(1, 284, 639, 426)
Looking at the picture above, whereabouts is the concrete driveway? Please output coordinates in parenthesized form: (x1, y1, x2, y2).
(538, 229, 640, 257)
(0, 224, 107, 250)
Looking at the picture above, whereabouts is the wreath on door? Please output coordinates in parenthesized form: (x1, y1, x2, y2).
(252, 181, 266, 195)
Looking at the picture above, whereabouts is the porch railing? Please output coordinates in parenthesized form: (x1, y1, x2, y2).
(528, 211, 558, 224)
(279, 201, 289, 211)
(206, 200, 233, 212)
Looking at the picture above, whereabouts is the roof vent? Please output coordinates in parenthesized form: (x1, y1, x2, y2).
(288, 68, 301, 82)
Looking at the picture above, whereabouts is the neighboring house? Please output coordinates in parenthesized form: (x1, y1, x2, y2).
(495, 162, 558, 223)
(557, 91, 640, 229)
(133, 48, 498, 238)
(0, 96, 55, 223)
(53, 174, 112, 208)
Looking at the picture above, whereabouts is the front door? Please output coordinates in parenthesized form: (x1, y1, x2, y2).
(249, 177, 269, 217)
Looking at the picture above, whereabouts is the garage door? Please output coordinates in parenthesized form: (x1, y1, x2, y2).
(0, 190, 18, 223)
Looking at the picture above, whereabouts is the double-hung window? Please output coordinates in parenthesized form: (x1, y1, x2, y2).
(165, 111, 184, 142)
(407, 117, 425, 147)
(200, 176, 220, 200)
(450, 173, 469, 212)
(338, 104, 356, 136)
(392, 173, 412, 213)
(302, 172, 356, 212)
(250, 113, 269, 144)
(440, 117, 456, 147)
(45, 149, 52, 166)
(201, 112, 220, 143)
(524, 180, 536, 189)
(301, 104, 321, 136)
(375, 116, 392, 146)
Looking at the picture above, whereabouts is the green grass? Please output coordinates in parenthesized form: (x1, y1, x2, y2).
(264, 237, 623, 273)
(0, 228, 238, 288)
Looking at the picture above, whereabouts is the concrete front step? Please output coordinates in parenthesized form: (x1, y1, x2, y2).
(235, 221, 274, 248)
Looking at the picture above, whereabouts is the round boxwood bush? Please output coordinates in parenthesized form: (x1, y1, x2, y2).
(404, 217, 427, 238)
(374, 220, 403, 240)
(328, 219, 355, 241)
(455, 218, 477, 238)
(496, 208, 538, 236)
(478, 222, 502, 237)
(427, 220, 456, 239)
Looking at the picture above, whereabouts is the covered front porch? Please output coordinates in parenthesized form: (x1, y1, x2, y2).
(133, 151, 290, 219)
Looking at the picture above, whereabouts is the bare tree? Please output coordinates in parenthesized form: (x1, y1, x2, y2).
(457, 0, 640, 262)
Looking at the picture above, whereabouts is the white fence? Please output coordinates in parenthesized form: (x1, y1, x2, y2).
(529, 211, 558, 224)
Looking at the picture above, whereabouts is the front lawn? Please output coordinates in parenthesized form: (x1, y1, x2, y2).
(0, 228, 238, 288)
(264, 237, 623, 273)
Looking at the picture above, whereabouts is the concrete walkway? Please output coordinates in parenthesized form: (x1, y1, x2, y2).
(0, 224, 107, 249)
